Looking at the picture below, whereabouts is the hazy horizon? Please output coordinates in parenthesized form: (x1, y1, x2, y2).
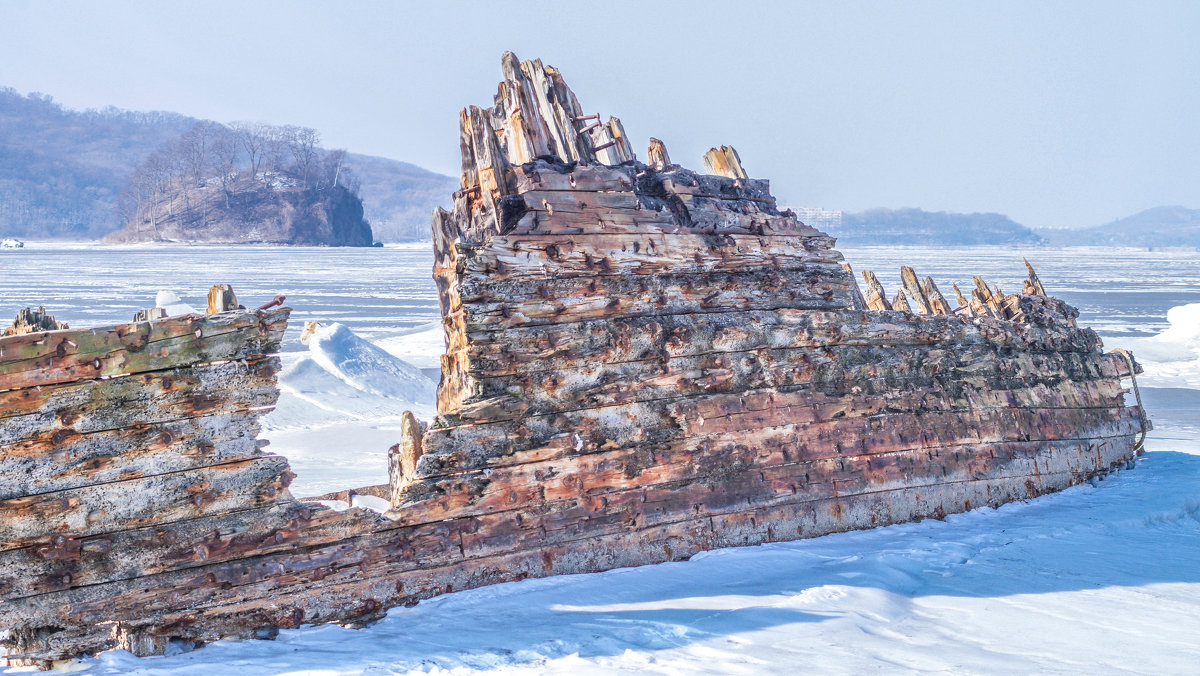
(2, 0, 1197, 229)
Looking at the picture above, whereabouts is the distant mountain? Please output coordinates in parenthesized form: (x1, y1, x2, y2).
(1037, 206, 1200, 247)
(342, 153, 456, 241)
(828, 208, 1045, 246)
(0, 87, 453, 241)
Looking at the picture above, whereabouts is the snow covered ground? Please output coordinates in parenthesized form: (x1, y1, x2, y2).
(2, 244, 1198, 674)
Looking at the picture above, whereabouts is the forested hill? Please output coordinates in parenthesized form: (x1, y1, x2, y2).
(0, 89, 194, 239)
(0, 87, 455, 241)
(828, 208, 1045, 246)
(103, 120, 374, 246)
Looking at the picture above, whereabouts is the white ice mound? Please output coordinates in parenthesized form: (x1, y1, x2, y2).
(155, 289, 196, 317)
(1120, 303, 1200, 389)
(269, 323, 437, 429)
(306, 322, 436, 401)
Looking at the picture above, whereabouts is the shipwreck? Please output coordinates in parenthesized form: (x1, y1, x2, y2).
(0, 53, 1146, 668)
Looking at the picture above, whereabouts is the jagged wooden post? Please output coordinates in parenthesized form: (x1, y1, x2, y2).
(207, 284, 239, 313)
(892, 289, 912, 312)
(974, 276, 1004, 319)
(389, 411, 425, 506)
(132, 307, 167, 322)
(970, 288, 994, 319)
(703, 145, 748, 179)
(1024, 258, 1047, 296)
(842, 263, 867, 310)
(921, 277, 952, 315)
(3, 307, 66, 336)
(953, 283, 974, 316)
(592, 117, 635, 164)
(647, 137, 671, 170)
(900, 266, 932, 314)
(861, 271, 892, 311)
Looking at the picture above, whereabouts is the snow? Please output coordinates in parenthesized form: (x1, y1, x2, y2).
(1117, 303, 1200, 389)
(265, 322, 436, 497)
(154, 290, 195, 317)
(2, 245, 1198, 674)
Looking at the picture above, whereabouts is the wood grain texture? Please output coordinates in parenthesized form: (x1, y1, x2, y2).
(0, 52, 1145, 667)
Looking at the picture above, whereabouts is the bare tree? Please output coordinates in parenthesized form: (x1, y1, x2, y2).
(262, 125, 290, 177)
(209, 125, 239, 206)
(285, 126, 321, 187)
(320, 149, 347, 190)
(231, 121, 269, 180)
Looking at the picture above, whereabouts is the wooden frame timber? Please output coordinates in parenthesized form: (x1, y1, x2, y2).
(0, 53, 1145, 668)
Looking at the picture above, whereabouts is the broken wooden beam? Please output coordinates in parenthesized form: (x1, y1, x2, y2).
(703, 145, 748, 179)
(3, 307, 66, 337)
(647, 137, 672, 170)
(921, 276, 953, 315)
(207, 284, 239, 313)
(861, 271, 892, 311)
(900, 266, 932, 314)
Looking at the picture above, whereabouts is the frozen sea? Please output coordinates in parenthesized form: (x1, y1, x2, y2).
(2, 243, 1198, 674)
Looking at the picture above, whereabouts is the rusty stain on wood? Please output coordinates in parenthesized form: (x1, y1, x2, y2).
(0, 53, 1146, 668)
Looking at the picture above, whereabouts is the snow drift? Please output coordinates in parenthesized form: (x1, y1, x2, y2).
(263, 322, 437, 497)
(1120, 303, 1200, 389)
(269, 322, 437, 427)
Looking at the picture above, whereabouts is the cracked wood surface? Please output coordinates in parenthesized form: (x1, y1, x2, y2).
(0, 52, 1145, 667)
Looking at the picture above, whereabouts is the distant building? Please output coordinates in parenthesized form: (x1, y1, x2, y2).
(790, 207, 842, 233)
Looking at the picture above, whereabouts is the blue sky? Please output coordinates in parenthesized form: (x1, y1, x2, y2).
(2, 0, 1197, 228)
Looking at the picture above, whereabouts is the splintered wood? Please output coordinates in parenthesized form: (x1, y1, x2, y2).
(3, 307, 66, 336)
(1, 52, 1145, 668)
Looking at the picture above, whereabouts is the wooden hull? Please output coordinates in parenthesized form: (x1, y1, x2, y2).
(0, 53, 1144, 667)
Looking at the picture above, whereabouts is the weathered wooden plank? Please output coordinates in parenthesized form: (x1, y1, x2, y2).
(0, 309, 287, 392)
(417, 373, 1134, 483)
(449, 340, 1128, 423)
(0, 358, 279, 446)
(0, 501, 390, 600)
(0, 410, 265, 500)
(458, 233, 844, 280)
(0, 456, 292, 552)
(449, 267, 855, 328)
(506, 204, 819, 238)
(403, 410, 1137, 529)
(454, 433, 1136, 559)
(512, 162, 634, 193)
(511, 161, 773, 204)
(452, 308, 1108, 377)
